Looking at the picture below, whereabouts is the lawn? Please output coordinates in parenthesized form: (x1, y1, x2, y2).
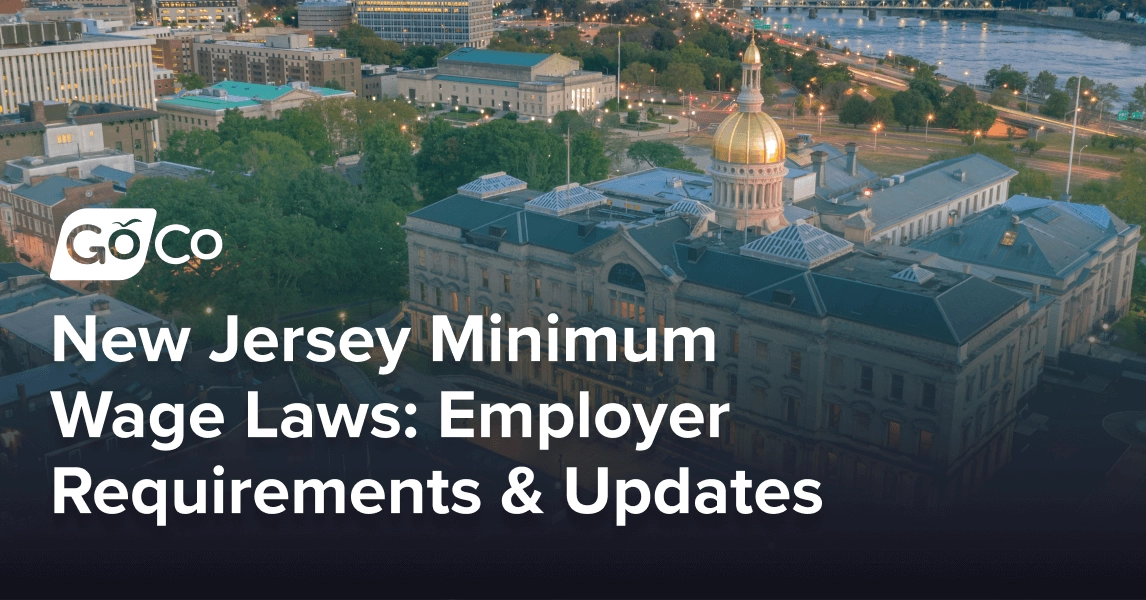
(858, 153, 931, 178)
(1112, 314, 1146, 356)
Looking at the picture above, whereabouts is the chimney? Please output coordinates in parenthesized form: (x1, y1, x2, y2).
(962, 264, 971, 275)
(66, 166, 80, 179)
(845, 142, 858, 177)
(1032, 283, 1040, 303)
(811, 151, 828, 188)
(31, 101, 46, 124)
(17, 383, 27, 413)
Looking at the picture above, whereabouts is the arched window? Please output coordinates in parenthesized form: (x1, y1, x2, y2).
(608, 263, 645, 292)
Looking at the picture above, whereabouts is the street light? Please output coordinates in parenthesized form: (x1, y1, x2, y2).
(925, 113, 933, 141)
(817, 107, 824, 134)
(973, 130, 982, 145)
(872, 123, 882, 150)
(1035, 125, 1045, 141)
(1077, 144, 1088, 166)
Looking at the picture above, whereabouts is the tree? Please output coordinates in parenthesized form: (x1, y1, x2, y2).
(323, 79, 344, 91)
(621, 61, 654, 99)
(1128, 83, 1146, 114)
(984, 64, 1028, 92)
(838, 95, 870, 128)
(1010, 166, 1053, 198)
(908, 66, 945, 108)
(1020, 139, 1047, 157)
(1040, 90, 1072, 118)
(176, 72, 205, 91)
(664, 157, 703, 173)
(1031, 70, 1058, 99)
(867, 95, 895, 126)
(661, 62, 705, 94)
(989, 88, 1015, 108)
(940, 85, 996, 132)
(361, 122, 417, 207)
(760, 76, 780, 105)
(891, 90, 931, 132)
(627, 140, 684, 168)
(626, 110, 640, 125)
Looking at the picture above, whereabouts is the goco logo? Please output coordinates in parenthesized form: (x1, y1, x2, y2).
(50, 208, 222, 281)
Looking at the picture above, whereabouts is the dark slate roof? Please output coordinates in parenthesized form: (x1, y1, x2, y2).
(91, 165, 133, 188)
(673, 243, 804, 295)
(13, 176, 88, 206)
(408, 194, 526, 231)
(411, 189, 1028, 346)
(472, 209, 615, 253)
(910, 196, 1134, 280)
(0, 262, 40, 280)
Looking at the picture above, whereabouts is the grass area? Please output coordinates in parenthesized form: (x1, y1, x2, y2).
(443, 111, 483, 122)
(618, 122, 660, 132)
(1111, 314, 1146, 355)
(858, 152, 931, 178)
(649, 115, 678, 125)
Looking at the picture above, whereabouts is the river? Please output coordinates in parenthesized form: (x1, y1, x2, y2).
(754, 11, 1145, 98)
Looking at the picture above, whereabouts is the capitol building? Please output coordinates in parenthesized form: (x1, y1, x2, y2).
(402, 39, 1139, 510)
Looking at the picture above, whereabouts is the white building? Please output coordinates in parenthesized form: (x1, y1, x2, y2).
(398, 47, 614, 117)
(0, 22, 156, 114)
(356, 0, 493, 48)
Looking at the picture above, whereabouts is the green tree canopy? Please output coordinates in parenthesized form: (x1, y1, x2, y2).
(891, 90, 932, 131)
(627, 140, 684, 168)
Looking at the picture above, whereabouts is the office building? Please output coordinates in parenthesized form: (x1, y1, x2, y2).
(398, 47, 614, 117)
(0, 22, 156, 114)
(298, 0, 355, 36)
(193, 34, 360, 92)
(156, 0, 241, 27)
(156, 80, 353, 143)
(356, 0, 493, 48)
(152, 34, 194, 73)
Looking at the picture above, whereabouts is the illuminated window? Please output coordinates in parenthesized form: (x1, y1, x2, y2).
(1000, 230, 1018, 246)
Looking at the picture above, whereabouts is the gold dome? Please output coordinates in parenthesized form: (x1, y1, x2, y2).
(743, 40, 762, 64)
(711, 111, 786, 165)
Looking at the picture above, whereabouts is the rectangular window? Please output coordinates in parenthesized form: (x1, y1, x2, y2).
(921, 382, 937, 410)
(450, 292, 458, 312)
(887, 420, 902, 449)
(419, 283, 426, 302)
(727, 373, 738, 399)
(754, 341, 768, 364)
(855, 412, 870, 433)
(785, 395, 799, 426)
(789, 350, 802, 378)
(481, 268, 489, 288)
(730, 330, 739, 355)
(532, 277, 541, 298)
(583, 293, 593, 313)
(890, 373, 904, 402)
(435, 287, 442, 307)
(503, 274, 511, 294)
(918, 430, 933, 457)
(827, 402, 840, 431)
(705, 367, 715, 392)
(859, 365, 873, 392)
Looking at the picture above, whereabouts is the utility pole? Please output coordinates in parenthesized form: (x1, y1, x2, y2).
(616, 31, 621, 109)
(1065, 74, 1081, 198)
(566, 127, 571, 185)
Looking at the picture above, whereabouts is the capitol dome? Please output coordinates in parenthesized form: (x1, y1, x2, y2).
(711, 111, 786, 165)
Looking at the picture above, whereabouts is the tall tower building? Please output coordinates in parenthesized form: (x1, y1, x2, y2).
(708, 37, 788, 233)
